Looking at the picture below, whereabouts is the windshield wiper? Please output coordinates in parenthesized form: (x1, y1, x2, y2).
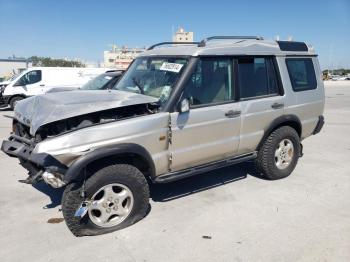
(132, 77, 145, 94)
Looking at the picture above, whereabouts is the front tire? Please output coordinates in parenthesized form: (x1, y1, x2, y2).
(62, 164, 150, 237)
(255, 126, 300, 180)
(9, 96, 24, 110)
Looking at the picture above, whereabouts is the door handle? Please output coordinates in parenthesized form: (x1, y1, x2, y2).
(271, 103, 284, 109)
(225, 110, 241, 118)
(40, 84, 45, 87)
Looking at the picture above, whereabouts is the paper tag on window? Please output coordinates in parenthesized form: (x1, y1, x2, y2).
(104, 76, 112, 80)
(159, 62, 183, 73)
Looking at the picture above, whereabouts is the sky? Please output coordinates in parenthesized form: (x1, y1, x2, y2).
(0, 0, 349, 69)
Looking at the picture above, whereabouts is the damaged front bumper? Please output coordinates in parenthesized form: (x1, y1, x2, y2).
(0, 94, 10, 107)
(1, 135, 68, 188)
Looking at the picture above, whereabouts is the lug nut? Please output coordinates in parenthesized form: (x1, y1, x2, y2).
(106, 208, 111, 213)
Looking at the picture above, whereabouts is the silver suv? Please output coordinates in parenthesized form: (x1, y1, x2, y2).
(1, 36, 325, 236)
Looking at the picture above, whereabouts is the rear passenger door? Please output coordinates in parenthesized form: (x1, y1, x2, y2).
(236, 57, 285, 155)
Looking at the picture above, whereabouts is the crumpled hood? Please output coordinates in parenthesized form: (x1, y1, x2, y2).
(14, 90, 158, 136)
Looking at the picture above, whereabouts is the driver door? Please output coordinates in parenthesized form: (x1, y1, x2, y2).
(169, 57, 241, 171)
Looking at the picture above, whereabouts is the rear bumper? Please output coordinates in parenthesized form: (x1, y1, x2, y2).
(1, 135, 67, 175)
(313, 115, 324, 135)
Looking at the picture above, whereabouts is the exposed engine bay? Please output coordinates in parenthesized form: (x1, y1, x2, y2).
(14, 103, 158, 142)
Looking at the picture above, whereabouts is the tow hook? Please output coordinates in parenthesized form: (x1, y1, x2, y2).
(74, 200, 91, 218)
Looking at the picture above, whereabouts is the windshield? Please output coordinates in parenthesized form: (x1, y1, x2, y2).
(81, 74, 114, 90)
(114, 57, 188, 105)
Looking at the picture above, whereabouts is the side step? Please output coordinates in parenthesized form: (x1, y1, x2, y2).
(154, 152, 257, 183)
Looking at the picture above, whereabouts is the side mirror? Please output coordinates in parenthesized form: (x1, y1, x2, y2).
(178, 98, 190, 113)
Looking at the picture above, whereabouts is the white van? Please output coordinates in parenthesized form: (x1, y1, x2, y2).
(0, 67, 112, 109)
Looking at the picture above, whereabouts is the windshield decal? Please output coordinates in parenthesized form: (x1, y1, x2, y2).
(159, 62, 183, 73)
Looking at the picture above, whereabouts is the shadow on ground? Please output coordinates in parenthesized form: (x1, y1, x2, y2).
(32, 182, 64, 209)
(150, 162, 259, 202)
(31, 161, 260, 208)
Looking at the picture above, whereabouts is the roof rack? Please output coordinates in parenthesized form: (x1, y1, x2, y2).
(147, 42, 200, 50)
(198, 36, 264, 47)
(147, 36, 264, 50)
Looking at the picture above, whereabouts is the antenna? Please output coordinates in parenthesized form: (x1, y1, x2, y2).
(172, 25, 175, 41)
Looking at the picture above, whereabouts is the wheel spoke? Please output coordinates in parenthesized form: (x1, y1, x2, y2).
(275, 156, 282, 167)
(116, 204, 129, 216)
(91, 199, 104, 209)
(98, 208, 111, 223)
(118, 189, 131, 203)
(285, 143, 292, 151)
(275, 147, 281, 157)
(103, 186, 115, 199)
(285, 154, 292, 162)
(279, 141, 285, 149)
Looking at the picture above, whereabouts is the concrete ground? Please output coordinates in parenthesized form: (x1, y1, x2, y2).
(0, 82, 349, 262)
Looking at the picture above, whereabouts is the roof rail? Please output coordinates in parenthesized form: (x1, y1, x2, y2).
(147, 42, 200, 50)
(198, 36, 264, 47)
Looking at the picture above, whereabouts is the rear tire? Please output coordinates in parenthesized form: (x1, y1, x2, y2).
(62, 164, 150, 237)
(255, 126, 300, 180)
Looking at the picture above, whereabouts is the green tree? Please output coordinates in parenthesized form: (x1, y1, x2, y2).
(30, 56, 85, 67)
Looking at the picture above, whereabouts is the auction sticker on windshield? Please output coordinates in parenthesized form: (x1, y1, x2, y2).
(160, 62, 183, 73)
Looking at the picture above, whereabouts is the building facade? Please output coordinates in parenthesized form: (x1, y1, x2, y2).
(173, 27, 194, 42)
(103, 45, 145, 70)
(0, 58, 32, 81)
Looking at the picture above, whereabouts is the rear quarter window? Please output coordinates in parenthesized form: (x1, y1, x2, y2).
(286, 58, 317, 92)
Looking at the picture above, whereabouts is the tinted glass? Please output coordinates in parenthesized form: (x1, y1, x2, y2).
(238, 57, 279, 99)
(286, 58, 317, 91)
(183, 58, 234, 106)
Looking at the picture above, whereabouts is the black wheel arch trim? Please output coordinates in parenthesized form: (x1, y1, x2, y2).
(1, 94, 26, 105)
(63, 143, 156, 183)
(9, 94, 27, 106)
(9, 94, 27, 100)
(256, 114, 302, 151)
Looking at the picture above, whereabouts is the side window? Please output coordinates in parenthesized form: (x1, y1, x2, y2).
(16, 70, 42, 86)
(238, 57, 279, 99)
(183, 58, 234, 106)
(286, 58, 317, 91)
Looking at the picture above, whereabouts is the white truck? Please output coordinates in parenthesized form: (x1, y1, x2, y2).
(0, 67, 112, 109)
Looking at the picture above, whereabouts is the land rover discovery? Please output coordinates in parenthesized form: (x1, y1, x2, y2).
(1, 36, 325, 236)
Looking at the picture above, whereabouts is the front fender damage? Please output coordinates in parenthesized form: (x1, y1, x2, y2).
(3, 91, 160, 188)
